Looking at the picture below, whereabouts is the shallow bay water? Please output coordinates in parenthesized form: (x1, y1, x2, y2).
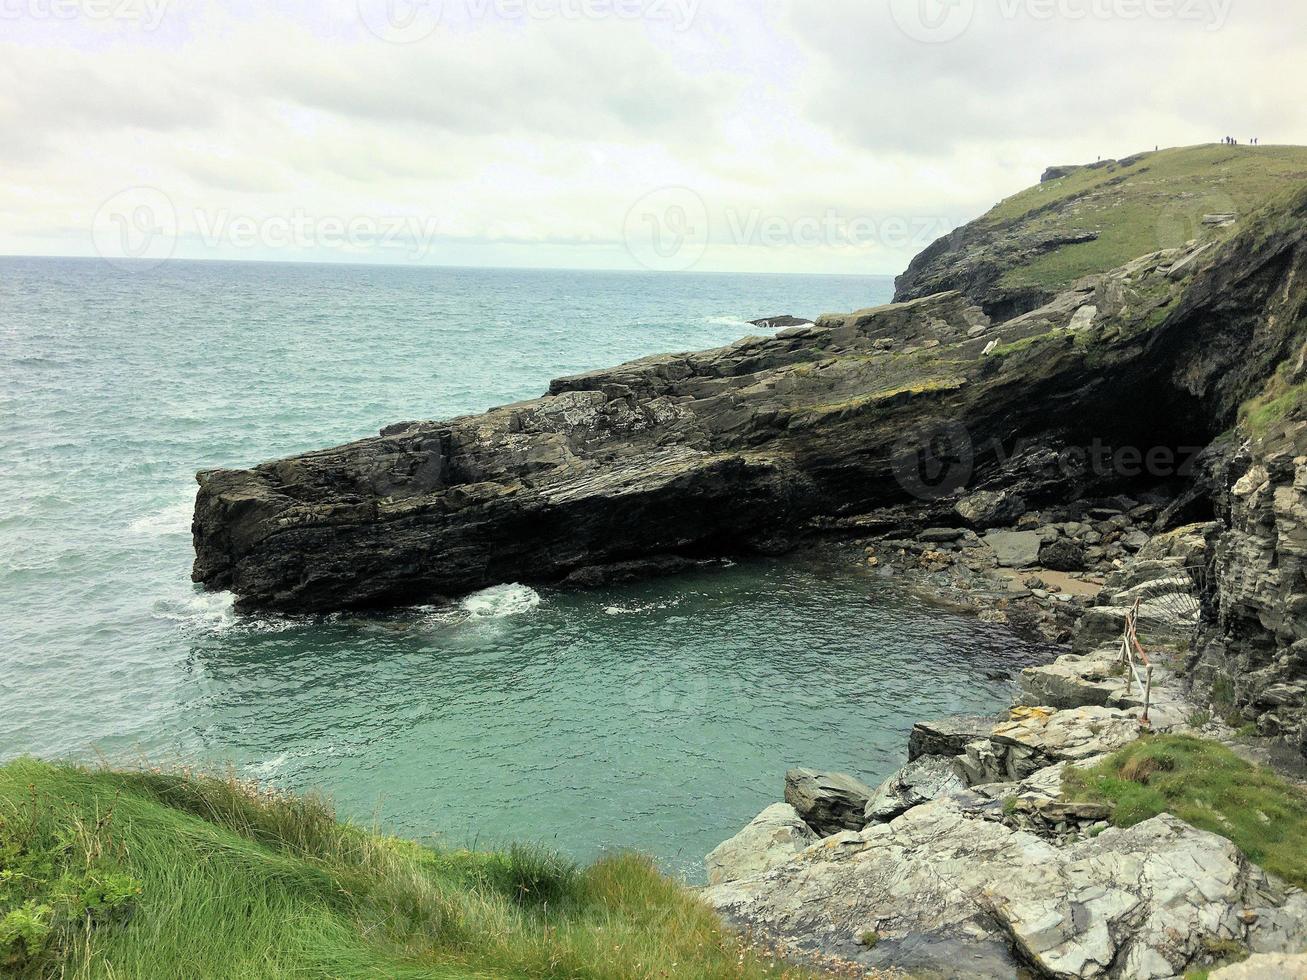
(0, 258, 1046, 878)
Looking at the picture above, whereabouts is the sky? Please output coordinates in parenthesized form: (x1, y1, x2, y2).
(1, 0, 1304, 275)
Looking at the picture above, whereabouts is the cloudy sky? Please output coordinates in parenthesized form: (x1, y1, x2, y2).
(1, 0, 1303, 274)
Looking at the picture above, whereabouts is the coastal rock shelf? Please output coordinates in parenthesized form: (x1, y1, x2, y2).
(703, 576, 1307, 978)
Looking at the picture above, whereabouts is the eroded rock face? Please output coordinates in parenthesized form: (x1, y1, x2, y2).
(864, 755, 967, 823)
(702, 801, 1307, 979)
(193, 223, 1277, 612)
(704, 803, 817, 886)
(1200, 434, 1307, 746)
(783, 769, 873, 836)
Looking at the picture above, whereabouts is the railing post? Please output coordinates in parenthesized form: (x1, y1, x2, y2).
(1143, 665, 1153, 728)
(1122, 616, 1133, 696)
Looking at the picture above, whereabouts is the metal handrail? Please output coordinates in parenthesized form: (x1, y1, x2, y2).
(1120, 598, 1154, 727)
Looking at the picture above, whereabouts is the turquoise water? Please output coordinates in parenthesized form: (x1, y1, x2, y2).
(0, 258, 1045, 878)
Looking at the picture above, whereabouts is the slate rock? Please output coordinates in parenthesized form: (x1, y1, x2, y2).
(784, 769, 873, 836)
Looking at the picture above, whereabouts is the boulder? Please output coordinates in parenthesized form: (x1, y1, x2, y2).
(784, 769, 873, 836)
(909, 715, 1002, 761)
(704, 803, 818, 886)
(957, 490, 1028, 530)
(1040, 538, 1088, 572)
(1121, 529, 1151, 552)
(865, 756, 967, 823)
(703, 801, 1307, 979)
(985, 530, 1043, 569)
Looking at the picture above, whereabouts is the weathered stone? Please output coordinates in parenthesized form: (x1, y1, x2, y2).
(958, 707, 1141, 784)
(958, 490, 1028, 530)
(909, 715, 1002, 761)
(1040, 537, 1088, 572)
(784, 769, 873, 836)
(865, 755, 967, 823)
(704, 803, 817, 886)
(986, 531, 1043, 568)
(703, 801, 1307, 979)
(1020, 648, 1125, 709)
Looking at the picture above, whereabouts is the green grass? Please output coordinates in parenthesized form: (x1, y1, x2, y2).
(0, 759, 814, 979)
(1062, 736, 1307, 888)
(976, 144, 1307, 292)
(1237, 360, 1307, 437)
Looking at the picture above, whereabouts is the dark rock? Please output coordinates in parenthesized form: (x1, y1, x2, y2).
(783, 769, 873, 836)
(918, 527, 965, 543)
(956, 490, 1027, 530)
(750, 315, 814, 330)
(1039, 538, 1087, 573)
(909, 715, 1001, 762)
(559, 555, 698, 588)
(192, 178, 1307, 619)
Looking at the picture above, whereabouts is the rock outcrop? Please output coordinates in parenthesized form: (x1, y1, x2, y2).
(704, 803, 817, 886)
(1197, 429, 1307, 750)
(196, 247, 1249, 612)
(704, 802, 1307, 979)
(783, 769, 873, 836)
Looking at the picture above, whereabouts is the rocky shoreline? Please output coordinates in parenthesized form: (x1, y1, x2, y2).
(188, 149, 1307, 975)
(701, 535, 1306, 979)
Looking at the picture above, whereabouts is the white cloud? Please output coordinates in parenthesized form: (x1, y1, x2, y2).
(0, 0, 1303, 274)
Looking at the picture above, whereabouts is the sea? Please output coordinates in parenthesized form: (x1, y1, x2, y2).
(0, 257, 1047, 879)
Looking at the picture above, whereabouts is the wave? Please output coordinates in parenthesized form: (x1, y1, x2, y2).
(152, 589, 237, 633)
(703, 314, 754, 330)
(460, 583, 542, 619)
(129, 491, 197, 537)
(603, 599, 681, 616)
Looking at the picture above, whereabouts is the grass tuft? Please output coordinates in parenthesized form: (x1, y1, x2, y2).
(0, 758, 814, 979)
(1062, 735, 1307, 888)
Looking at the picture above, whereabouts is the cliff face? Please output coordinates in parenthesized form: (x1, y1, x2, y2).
(196, 238, 1233, 613)
(192, 143, 1307, 732)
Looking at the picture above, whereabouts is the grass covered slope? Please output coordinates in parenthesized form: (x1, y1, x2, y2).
(988, 144, 1307, 291)
(0, 760, 812, 979)
(1062, 735, 1307, 889)
(895, 143, 1307, 317)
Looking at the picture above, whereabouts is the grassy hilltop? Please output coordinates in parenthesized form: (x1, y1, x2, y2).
(895, 143, 1307, 318)
(992, 144, 1307, 290)
(0, 760, 812, 980)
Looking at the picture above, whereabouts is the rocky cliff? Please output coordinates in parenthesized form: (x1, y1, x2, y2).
(192, 165, 1307, 624)
(192, 250, 1197, 613)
